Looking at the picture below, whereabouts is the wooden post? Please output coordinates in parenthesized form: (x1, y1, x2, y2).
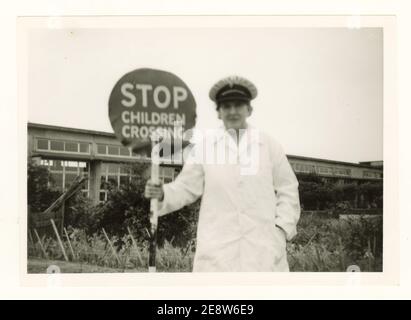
(28, 229, 36, 257)
(60, 201, 65, 236)
(127, 227, 144, 266)
(50, 219, 69, 262)
(64, 227, 76, 260)
(33, 228, 49, 259)
(102, 228, 121, 265)
(149, 135, 161, 272)
(28, 229, 34, 246)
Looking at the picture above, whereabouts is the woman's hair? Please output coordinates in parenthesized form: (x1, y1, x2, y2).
(216, 101, 252, 111)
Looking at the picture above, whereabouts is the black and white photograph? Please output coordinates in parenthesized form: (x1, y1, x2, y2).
(21, 16, 387, 276)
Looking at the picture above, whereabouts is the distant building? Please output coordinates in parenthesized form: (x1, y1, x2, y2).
(289, 155, 383, 184)
(359, 160, 383, 169)
(27, 122, 383, 205)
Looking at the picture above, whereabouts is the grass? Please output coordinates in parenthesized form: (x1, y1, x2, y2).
(28, 213, 382, 273)
(28, 258, 136, 273)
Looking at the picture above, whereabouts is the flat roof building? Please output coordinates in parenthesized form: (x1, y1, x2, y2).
(28, 122, 383, 205)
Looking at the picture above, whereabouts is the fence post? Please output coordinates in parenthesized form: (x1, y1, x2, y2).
(50, 219, 69, 262)
(28, 229, 34, 246)
(64, 227, 77, 260)
(102, 228, 121, 265)
(33, 228, 49, 259)
(127, 227, 144, 267)
(60, 201, 65, 236)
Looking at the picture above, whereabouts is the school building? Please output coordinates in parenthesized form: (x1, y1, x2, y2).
(27, 122, 383, 205)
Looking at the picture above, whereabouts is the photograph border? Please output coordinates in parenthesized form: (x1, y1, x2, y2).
(17, 15, 397, 288)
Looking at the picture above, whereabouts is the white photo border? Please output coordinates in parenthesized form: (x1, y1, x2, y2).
(17, 15, 397, 289)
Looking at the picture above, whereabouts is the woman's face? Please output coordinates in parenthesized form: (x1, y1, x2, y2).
(217, 100, 252, 130)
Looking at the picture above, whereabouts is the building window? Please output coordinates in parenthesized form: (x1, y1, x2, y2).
(40, 159, 53, 166)
(363, 171, 382, 179)
(35, 138, 90, 154)
(65, 142, 78, 152)
(64, 163, 78, 172)
(108, 145, 120, 156)
(318, 166, 333, 175)
(292, 163, 316, 174)
(99, 163, 132, 202)
(107, 175, 118, 187)
(97, 144, 107, 154)
(99, 191, 107, 202)
(37, 139, 49, 150)
(97, 163, 177, 203)
(120, 147, 130, 156)
(100, 176, 107, 189)
(160, 167, 175, 183)
(119, 175, 130, 186)
(51, 160, 63, 170)
(334, 168, 351, 176)
(50, 172, 63, 190)
(79, 143, 89, 153)
(40, 159, 90, 194)
(50, 140, 64, 151)
(97, 143, 137, 158)
(64, 173, 78, 188)
(120, 166, 130, 175)
(108, 163, 119, 174)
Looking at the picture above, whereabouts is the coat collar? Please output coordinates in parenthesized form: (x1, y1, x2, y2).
(213, 124, 263, 155)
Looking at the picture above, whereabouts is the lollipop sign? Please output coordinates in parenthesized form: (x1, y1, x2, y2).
(109, 68, 196, 150)
(108, 68, 196, 273)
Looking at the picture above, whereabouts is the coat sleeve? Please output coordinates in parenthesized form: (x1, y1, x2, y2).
(157, 144, 205, 217)
(270, 139, 301, 241)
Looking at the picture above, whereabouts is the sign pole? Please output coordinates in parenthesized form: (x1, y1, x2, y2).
(148, 134, 161, 272)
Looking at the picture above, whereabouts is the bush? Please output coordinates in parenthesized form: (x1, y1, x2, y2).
(88, 162, 200, 248)
(297, 173, 383, 210)
(65, 193, 102, 234)
(27, 161, 61, 213)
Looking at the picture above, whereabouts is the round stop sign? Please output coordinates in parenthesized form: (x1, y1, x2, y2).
(108, 68, 196, 151)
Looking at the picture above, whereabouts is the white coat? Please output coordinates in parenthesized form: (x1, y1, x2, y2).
(158, 125, 301, 272)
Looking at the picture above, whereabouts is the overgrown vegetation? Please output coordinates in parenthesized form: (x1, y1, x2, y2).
(27, 161, 383, 273)
(61, 163, 200, 248)
(28, 213, 382, 272)
(288, 214, 382, 271)
(297, 173, 383, 210)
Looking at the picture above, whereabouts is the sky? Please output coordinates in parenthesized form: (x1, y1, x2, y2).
(27, 26, 383, 163)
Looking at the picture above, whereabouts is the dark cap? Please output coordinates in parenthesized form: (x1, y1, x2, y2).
(209, 75, 258, 103)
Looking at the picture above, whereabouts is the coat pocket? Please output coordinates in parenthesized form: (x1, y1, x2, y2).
(273, 225, 287, 262)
